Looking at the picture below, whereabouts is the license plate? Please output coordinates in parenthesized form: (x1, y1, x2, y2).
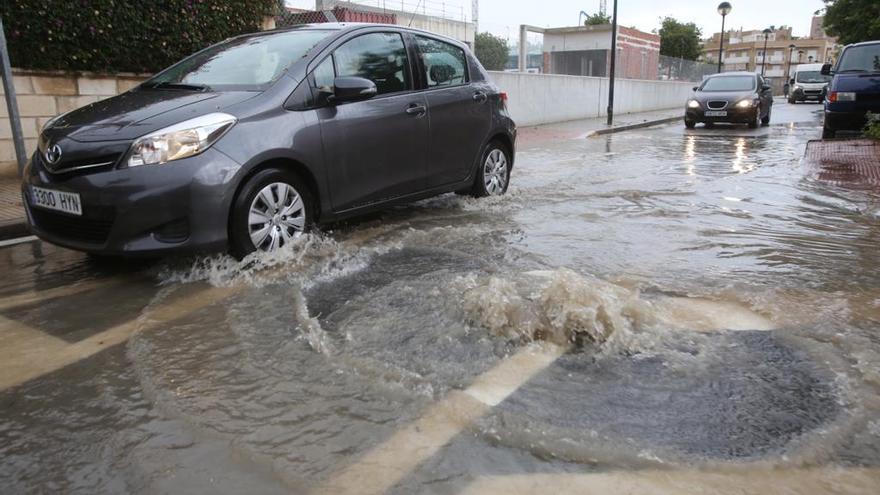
(29, 186, 82, 216)
(705, 110, 727, 117)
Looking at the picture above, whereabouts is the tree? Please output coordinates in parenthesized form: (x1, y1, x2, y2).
(583, 13, 611, 26)
(658, 17, 703, 61)
(475, 32, 509, 71)
(822, 0, 880, 45)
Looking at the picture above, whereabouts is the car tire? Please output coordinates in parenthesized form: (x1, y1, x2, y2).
(761, 109, 771, 126)
(685, 119, 696, 129)
(822, 124, 836, 139)
(748, 107, 760, 129)
(470, 140, 511, 198)
(704, 122, 715, 128)
(788, 97, 796, 104)
(230, 168, 314, 258)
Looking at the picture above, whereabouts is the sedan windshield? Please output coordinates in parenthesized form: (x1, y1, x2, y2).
(796, 71, 831, 83)
(837, 44, 880, 73)
(143, 30, 332, 91)
(700, 76, 756, 92)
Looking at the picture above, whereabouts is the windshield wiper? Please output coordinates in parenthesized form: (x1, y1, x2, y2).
(144, 81, 211, 91)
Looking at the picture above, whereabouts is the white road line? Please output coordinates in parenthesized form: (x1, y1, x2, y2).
(0, 235, 37, 248)
(457, 468, 880, 495)
(313, 343, 567, 495)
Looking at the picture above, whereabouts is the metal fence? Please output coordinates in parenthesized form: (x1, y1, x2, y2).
(657, 54, 717, 83)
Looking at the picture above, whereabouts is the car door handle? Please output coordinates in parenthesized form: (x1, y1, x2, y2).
(473, 92, 488, 103)
(405, 104, 426, 116)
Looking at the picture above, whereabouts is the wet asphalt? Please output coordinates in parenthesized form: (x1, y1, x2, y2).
(2, 99, 880, 494)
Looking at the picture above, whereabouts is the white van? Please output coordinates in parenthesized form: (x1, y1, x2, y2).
(788, 63, 832, 103)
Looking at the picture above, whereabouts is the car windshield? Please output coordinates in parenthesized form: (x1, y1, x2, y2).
(700, 75, 756, 92)
(837, 44, 880, 73)
(796, 71, 831, 83)
(143, 30, 332, 91)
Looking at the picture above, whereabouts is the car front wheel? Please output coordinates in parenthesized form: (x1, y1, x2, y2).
(470, 141, 511, 197)
(685, 118, 696, 129)
(230, 168, 313, 258)
(748, 107, 761, 129)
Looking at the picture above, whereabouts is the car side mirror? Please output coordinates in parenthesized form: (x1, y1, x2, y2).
(327, 76, 377, 103)
(820, 63, 833, 76)
(789, 78, 795, 85)
(692, 86, 699, 91)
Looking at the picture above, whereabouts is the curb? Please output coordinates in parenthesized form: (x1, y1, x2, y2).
(585, 116, 681, 137)
(0, 221, 29, 241)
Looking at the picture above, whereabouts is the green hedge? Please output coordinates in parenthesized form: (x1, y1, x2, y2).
(0, 0, 279, 74)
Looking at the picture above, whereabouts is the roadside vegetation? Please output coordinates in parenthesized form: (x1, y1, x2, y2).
(821, 0, 880, 44)
(474, 32, 509, 71)
(864, 113, 880, 141)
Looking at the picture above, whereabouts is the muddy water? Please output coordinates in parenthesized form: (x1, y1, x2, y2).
(3, 104, 880, 493)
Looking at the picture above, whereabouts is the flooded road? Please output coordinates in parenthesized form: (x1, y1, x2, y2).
(2, 100, 880, 493)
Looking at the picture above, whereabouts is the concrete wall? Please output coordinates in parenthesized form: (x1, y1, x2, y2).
(488, 71, 694, 127)
(1, 70, 148, 171)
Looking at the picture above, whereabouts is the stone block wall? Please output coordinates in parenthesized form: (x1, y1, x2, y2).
(1, 70, 148, 173)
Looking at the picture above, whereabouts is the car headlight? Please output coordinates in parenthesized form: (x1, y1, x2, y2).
(736, 99, 755, 108)
(126, 113, 237, 167)
(687, 99, 700, 108)
(793, 85, 802, 92)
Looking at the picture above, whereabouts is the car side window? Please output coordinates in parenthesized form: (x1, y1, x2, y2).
(313, 56, 335, 93)
(416, 36, 468, 87)
(333, 32, 411, 95)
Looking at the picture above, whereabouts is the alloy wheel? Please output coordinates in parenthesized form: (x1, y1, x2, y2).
(483, 148, 509, 196)
(247, 182, 306, 251)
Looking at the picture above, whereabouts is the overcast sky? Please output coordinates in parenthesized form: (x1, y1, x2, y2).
(288, 1, 828, 41)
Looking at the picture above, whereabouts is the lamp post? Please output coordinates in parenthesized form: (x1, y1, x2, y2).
(717, 2, 732, 73)
(808, 55, 814, 63)
(786, 43, 795, 78)
(797, 50, 804, 64)
(606, 0, 618, 126)
(760, 28, 772, 76)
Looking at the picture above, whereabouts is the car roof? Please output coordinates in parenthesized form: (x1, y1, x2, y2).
(268, 22, 467, 47)
(845, 40, 880, 48)
(706, 71, 758, 78)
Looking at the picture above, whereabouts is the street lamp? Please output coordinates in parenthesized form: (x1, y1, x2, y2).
(717, 2, 732, 73)
(808, 55, 814, 63)
(761, 28, 772, 76)
(798, 50, 804, 63)
(787, 43, 796, 78)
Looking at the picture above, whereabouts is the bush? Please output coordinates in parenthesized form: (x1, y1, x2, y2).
(0, 1, 279, 74)
(474, 32, 508, 71)
(865, 113, 880, 141)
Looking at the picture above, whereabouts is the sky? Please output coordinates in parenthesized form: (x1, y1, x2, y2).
(287, 1, 828, 41)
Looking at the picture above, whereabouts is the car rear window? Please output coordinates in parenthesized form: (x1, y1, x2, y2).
(700, 76, 756, 92)
(416, 36, 468, 87)
(837, 44, 880, 73)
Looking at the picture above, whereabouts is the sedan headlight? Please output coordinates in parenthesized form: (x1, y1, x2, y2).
(792, 85, 802, 92)
(126, 113, 237, 167)
(736, 99, 756, 108)
(687, 99, 700, 108)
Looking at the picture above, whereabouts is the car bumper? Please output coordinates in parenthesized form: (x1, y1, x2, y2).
(22, 148, 241, 256)
(686, 106, 759, 124)
(791, 88, 826, 101)
(823, 109, 870, 132)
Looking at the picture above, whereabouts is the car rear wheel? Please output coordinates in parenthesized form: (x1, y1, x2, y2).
(470, 141, 511, 197)
(230, 168, 313, 258)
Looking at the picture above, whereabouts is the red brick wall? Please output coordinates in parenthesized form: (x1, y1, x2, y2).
(615, 27, 660, 80)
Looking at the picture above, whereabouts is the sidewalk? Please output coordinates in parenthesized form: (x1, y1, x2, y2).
(0, 168, 27, 240)
(517, 108, 681, 145)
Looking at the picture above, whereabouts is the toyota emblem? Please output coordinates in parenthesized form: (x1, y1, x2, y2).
(45, 144, 63, 164)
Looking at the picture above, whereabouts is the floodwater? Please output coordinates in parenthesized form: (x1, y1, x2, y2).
(2, 101, 879, 493)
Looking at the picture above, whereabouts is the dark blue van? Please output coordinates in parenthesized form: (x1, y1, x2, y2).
(821, 41, 880, 138)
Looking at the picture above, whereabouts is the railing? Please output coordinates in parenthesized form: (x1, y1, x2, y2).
(323, 0, 470, 23)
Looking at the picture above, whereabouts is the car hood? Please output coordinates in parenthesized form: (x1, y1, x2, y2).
(693, 91, 756, 103)
(44, 88, 259, 143)
(830, 72, 880, 92)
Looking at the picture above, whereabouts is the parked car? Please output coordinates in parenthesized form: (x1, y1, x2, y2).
(821, 40, 880, 139)
(788, 63, 831, 104)
(684, 72, 773, 129)
(22, 24, 515, 257)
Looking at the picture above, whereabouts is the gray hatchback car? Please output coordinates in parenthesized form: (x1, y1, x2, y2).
(23, 23, 516, 257)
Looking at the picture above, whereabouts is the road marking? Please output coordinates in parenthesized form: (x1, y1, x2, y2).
(0, 235, 37, 248)
(0, 285, 235, 391)
(313, 343, 566, 495)
(0, 277, 133, 311)
(457, 468, 880, 495)
(0, 315, 70, 387)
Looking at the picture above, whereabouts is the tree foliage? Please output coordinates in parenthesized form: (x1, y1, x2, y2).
(0, 0, 279, 73)
(583, 13, 611, 26)
(658, 17, 703, 61)
(474, 32, 508, 71)
(822, 0, 880, 45)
